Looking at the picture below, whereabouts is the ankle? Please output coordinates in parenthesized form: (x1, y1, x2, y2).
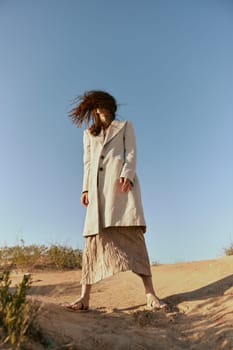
(81, 294, 90, 302)
(146, 292, 156, 297)
(146, 292, 159, 300)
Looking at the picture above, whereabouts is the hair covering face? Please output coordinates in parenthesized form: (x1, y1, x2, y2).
(69, 90, 117, 127)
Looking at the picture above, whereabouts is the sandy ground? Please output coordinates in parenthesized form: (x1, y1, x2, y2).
(10, 256, 233, 349)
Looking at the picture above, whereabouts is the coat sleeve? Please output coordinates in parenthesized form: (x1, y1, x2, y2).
(120, 121, 136, 183)
(82, 130, 91, 192)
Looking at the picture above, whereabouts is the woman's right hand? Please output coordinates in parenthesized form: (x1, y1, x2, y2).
(81, 191, 89, 207)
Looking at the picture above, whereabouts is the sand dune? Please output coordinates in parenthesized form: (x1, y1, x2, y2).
(10, 256, 233, 349)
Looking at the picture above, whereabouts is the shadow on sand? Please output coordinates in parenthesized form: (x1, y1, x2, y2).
(165, 274, 233, 307)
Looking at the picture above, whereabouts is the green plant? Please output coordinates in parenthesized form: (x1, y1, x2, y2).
(0, 271, 38, 349)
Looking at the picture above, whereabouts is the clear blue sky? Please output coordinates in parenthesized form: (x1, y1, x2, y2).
(0, 0, 232, 263)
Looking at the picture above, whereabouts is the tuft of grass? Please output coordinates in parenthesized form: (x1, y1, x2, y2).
(223, 241, 233, 256)
(0, 271, 39, 349)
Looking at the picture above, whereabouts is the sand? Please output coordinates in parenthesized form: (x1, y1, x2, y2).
(10, 256, 233, 349)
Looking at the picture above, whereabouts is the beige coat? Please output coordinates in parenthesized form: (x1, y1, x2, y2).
(82, 120, 146, 236)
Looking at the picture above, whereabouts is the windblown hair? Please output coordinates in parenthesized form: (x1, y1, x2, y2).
(69, 90, 117, 136)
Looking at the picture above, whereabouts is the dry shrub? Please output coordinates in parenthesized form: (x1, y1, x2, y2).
(0, 240, 82, 271)
(48, 245, 82, 269)
(223, 241, 233, 256)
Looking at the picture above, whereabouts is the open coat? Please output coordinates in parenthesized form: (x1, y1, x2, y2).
(82, 120, 146, 236)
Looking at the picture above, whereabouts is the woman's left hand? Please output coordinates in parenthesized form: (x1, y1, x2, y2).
(119, 177, 132, 192)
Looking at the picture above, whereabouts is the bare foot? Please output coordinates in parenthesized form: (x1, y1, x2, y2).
(63, 298, 89, 312)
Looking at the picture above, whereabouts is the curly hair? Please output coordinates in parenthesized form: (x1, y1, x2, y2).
(69, 90, 117, 136)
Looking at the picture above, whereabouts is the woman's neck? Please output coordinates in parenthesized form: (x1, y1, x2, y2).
(101, 120, 112, 130)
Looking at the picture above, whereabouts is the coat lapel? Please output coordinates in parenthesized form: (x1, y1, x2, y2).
(103, 120, 127, 146)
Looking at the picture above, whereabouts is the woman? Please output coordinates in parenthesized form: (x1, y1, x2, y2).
(67, 90, 166, 311)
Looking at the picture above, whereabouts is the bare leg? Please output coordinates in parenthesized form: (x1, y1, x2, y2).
(140, 275, 156, 295)
(80, 284, 91, 305)
(138, 274, 167, 309)
(71, 284, 91, 307)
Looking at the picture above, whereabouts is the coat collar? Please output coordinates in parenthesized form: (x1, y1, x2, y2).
(89, 120, 127, 146)
(104, 120, 127, 146)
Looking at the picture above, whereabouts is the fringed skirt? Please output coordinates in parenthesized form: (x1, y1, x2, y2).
(81, 226, 152, 285)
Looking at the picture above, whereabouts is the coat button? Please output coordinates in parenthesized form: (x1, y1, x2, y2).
(101, 155, 104, 159)
(99, 167, 103, 171)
